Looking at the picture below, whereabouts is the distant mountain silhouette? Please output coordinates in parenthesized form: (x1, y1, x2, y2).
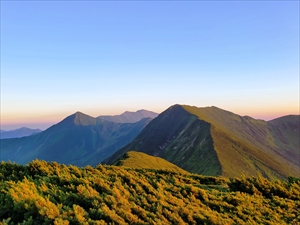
(104, 105, 300, 179)
(0, 127, 42, 139)
(1, 111, 152, 166)
(98, 109, 158, 123)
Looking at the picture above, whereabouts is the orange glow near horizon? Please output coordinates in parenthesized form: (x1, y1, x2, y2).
(232, 105, 299, 121)
(1, 104, 299, 131)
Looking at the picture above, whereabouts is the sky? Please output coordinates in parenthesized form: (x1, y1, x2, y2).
(1, 1, 299, 130)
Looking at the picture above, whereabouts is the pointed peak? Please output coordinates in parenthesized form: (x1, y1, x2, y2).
(73, 112, 96, 126)
(74, 111, 91, 116)
(60, 111, 96, 126)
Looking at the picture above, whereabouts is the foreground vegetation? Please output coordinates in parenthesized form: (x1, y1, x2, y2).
(0, 160, 299, 224)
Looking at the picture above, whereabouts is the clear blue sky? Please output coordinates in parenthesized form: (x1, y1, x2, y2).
(1, 1, 299, 130)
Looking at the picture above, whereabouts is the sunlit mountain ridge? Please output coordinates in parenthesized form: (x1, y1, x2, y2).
(104, 104, 300, 179)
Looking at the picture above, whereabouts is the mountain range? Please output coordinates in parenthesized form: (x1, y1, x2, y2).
(104, 105, 300, 179)
(0, 127, 42, 139)
(1, 105, 299, 179)
(0, 110, 156, 166)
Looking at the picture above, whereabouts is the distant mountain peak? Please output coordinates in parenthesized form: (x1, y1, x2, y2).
(74, 111, 84, 115)
(60, 111, 97, 126)
(1, 111, 152, 166)
(136, 109, 150, 113)
(98, 109, 158, 123)
(73, 112, 96, 126)
(121, 109, 155, 115)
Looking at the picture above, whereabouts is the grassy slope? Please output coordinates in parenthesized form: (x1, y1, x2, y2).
(114, 151, 187, 173)
(182, 105, 299, 179)
(106, 104, 299, 179)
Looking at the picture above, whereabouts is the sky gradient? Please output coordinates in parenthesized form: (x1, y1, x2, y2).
(1, 1, 299, 130)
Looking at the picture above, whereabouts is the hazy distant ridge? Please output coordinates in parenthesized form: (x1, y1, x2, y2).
(98, 109, 158, 123)
(0, 110, 154, 166)
(0, 127, 42, 139)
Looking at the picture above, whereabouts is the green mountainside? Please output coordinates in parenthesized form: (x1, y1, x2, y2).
(103, 105, 221, 175)
(113, 151, 187, 173)
(0, 112, 152, 166)
(104, 105, 300, 179)
(0, 160, 299, 224)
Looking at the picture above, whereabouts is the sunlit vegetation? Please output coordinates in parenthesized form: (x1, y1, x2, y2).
(114, 151, 187, 174)
(0, 160, 299, 224)
(182, 105, 300, 179)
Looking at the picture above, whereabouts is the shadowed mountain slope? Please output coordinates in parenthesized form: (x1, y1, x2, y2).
(104, 105, 299, 179)
(0, 127, 42, 139)
(267, 115, 299, 166)
(98, 109, 158, 123)
(0, 112, 152, 166)
(103, 105, 221, 176)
